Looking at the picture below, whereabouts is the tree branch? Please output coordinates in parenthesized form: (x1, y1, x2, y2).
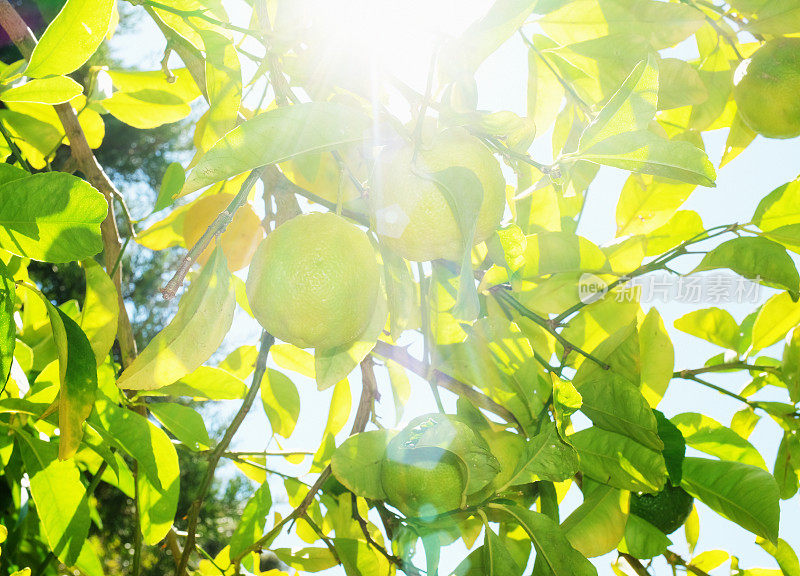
(176, 331, 274, 576)
(664, 550, 713, 576)
(371, 340, 522, 430)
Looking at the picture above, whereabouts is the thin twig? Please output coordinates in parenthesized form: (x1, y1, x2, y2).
(674, 373, 754, 407)
(620, 553, 652, 576)
(232, 357, 382, 568)
(664, 550, 713, 576)
(371, 340, 522, 429)
(176, 331, 274, 576)
(493, 288, 610, 370)
(161, 168, 263, 300)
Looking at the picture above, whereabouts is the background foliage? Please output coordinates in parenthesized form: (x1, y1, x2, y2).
(0, 0, 799, 576)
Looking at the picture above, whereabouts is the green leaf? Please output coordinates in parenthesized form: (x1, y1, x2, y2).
(490, 503, 597, 576)
(26, 0, 115, 77)
(148, 402, 211, 451)
(618, 514, 671, 559)
(657, 58, 708, 110)
(430, 166, 484, 320)
(721, 110, 756, 168)
(0, 76, 83, 104)
(527, 35, 565, 137)
(539, 0, 704, 51)
(0, 172, 107, 262)
(483, 522, 522, 576)
(573, 323, 663, 451)
(672, 413, 767, 470)
(153, 162, 186, 213)
(674, 307, 741, 350)
(753, 177, 800, 232)
(773, 433, 800, 500)
(575, 130, 716, 187)
(198, 29, 241, 151)
(644, 210, 704, 256)
(157, 366, 247, 400)
(440, 0, 540, 78)
(503, 424, 579, 488)
(54, 309, 97, 460)
(783, 327, 800, 404)
(579, 54, 658, 151)
(746, 1, 800, 35)
(314, 292, 387, 390)
(182, 102, 371, 195)
(562, 482, 629, 558)
(331, 430, 393, 500)
(569, 427, 667, 492)
(681, 457, 780, 543)
(0, 260, 15, 388)
(16, 431, 89, 564)
(615, 174, 695, 237)
(260, 369, 300, 438)
(654, 410, 685, 485)
(757, 537, 800, 576)
(691, 237, 800, 298)
(90, 393, 180, 545)
(21, 282, 98, 460)
(80, 259, 119, 366)
(336, 537, 393, 576)
(229, 482, 272, 559)
(117, 247, 236, 390)
(101, 91, 192, 130)
(639, 308, 674, 407)
(752, 292, 800, 351)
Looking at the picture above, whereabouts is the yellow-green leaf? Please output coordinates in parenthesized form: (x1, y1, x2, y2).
(0, 76, 83, 104)
(26, 0, 115, 78)
(117, 247, 235, 390)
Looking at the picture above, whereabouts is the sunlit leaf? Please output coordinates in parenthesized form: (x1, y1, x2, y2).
(0, 76, 83, 104)
(681, 457, 780, 543)
(117, 247, 236, 390)
(0, 172, 107, 263)
(692, 237, 799, 298)
(182, 102, 371, 195)
(26, 0, 115, 77)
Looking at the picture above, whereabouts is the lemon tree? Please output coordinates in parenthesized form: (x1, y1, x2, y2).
(1, 1, 800, 576)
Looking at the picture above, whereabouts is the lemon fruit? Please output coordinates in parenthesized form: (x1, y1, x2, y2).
(370, 129, 506, 262)
(182, 193, 264, 272)
(245, 212, 381, 350)
(380, 414, 499, 519)
(733, 38, 800, 139)
(629, 481, 694, 535)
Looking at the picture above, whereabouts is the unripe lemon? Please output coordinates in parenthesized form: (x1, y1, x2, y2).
(245, 212, 381, 350)
(380, 413, 499, 519)
(370, 129, 506, 262)
(182, 193, 263, 272)
(733, 38, 800, 139)
(630, 481, 694, 535)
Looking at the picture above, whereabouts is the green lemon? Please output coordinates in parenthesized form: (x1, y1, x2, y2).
(370, 128, 506, 262)
(629, 481, 694, 535)
(381, 445, 466, 519)
(380, 413, 501, 518)
(733, 38, 800, 139)
(245, 212, 381, 349)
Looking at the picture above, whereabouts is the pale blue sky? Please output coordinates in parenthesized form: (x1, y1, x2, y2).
(110, 1, 800, 574)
